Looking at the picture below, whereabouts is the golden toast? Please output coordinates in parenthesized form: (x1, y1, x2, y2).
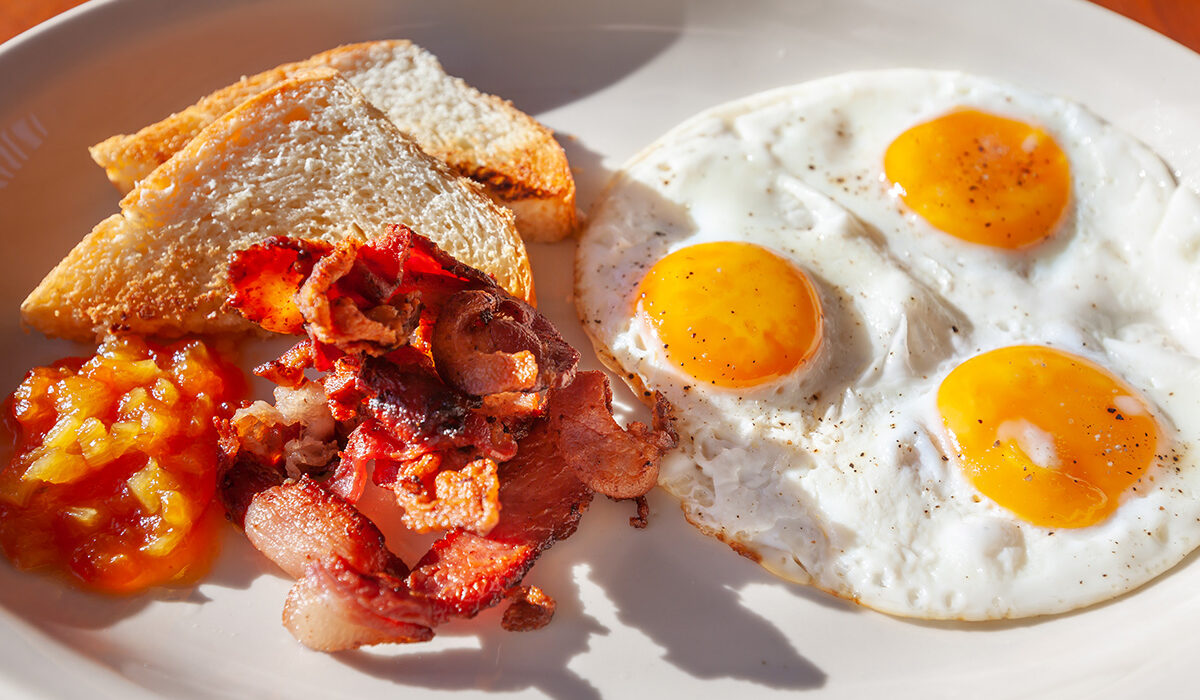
(23, 69, 532, 342)
(89, 40, 576, 242)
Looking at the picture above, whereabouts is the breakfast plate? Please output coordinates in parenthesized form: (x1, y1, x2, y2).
(1, 0, 1199, 697)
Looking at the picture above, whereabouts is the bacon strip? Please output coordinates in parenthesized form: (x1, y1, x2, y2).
(502, 585, 556, 632)
(234, 477, 436, 651)
(388, 457, 501, 535)
(243, 477, 403, 580)
(325, 353, 515, 463)
(221, 226, 677, 650)
(297, 239, 422, 355)
(254, 340, 316, 389)
(406, 377, 597, 618)
(550, 371, 676, 499)
(283, 557, 434, 651)
(431, 289, 578, 397)
(227, 238, 330, 334)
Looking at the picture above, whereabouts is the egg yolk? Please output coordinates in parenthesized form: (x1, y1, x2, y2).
(635, 241, 822, 388)
(937, 346, 1160, 528)
(884, 109, 1071, 249)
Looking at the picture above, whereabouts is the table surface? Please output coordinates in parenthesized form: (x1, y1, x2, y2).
(2, 0, 1200, 51)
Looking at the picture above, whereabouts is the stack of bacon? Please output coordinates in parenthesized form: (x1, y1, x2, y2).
(219, 225, 674, 651)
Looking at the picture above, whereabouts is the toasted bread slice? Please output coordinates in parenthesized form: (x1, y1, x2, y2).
(89, 40, 576, 242)
(23, 69, 533, 343)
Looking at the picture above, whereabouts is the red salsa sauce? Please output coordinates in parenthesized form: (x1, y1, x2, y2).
(0, 336, 243, 593)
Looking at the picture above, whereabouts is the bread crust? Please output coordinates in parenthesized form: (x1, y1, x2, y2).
(26, 70, 532, 342)
(89, 40, 576, 243)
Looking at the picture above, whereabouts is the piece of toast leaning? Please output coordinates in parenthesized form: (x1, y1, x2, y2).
(89, 40, 576, 243)
(23, 69, 533, 343)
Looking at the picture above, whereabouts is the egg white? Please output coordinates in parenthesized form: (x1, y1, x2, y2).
(575, 70, 1200, 619)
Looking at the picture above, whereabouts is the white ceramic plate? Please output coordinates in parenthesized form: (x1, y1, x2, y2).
(2, 0, 1199, 697)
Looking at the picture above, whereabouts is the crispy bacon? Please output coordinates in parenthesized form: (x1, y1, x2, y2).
(296, 239, 422, 355)
(326, 437, 371, 504)
(406, 379, 597, 618)
(392, 225, 498, 301)
(221, 225, 677, 650)
(352, 354, 480, 452)
(227, 225, 500, 348)
(254, 340, 316, 388)
(244, 477, 403, 580)
(328, 422, 391, 502)
(322, 353, 512, 533)
(223, 371, 674, 649)
(283, 557, 434, 651)
(219, 451, 286, 529)
(332, 227, 409, 304)
(431, 289, 578, 397)
(236, 375, 600, 639)
(228, 238, 331, 334)
(502, 585, 556, 632)
(387, 456, 500, 535)
(325, 353, 517, 462)
(550, 371, 676, 499)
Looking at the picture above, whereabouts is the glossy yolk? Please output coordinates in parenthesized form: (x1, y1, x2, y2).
(938, 346, 1161, 528)
(884, 109, 1071, 249)
(634, 241, 822, 388)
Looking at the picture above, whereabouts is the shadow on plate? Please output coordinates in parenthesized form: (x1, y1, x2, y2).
(583, 494, 829, 691)
(336, 493, 828, 699)
(558, 135, 612, 217)
(362, 0, 687, 116)
(0, 518, 279, 637)
(338, 542, 609, 700)
(0, 560, 153, 631)
(0, 0, 685, 139)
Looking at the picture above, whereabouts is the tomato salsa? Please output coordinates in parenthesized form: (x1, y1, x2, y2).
(0, 336, 242, 593)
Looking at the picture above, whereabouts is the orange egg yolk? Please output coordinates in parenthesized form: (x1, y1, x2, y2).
(884, 109, 1071, 249)
(937, 346, 1161, 528)
(634, 241, 823, 389)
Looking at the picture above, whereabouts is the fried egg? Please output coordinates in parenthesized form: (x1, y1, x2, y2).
(575, 70, 1200, 619)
